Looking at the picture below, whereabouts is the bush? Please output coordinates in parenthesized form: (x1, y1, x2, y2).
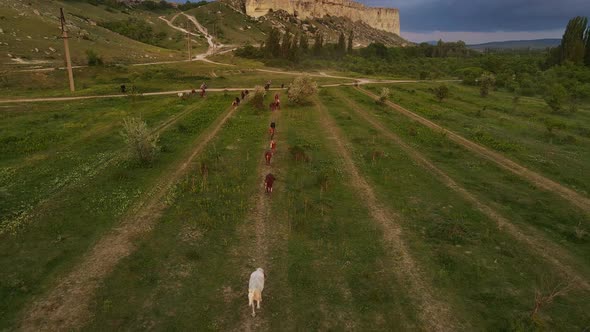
(120, 117, 159, 165)
(248, 86, 266, 110)
(544, 84, 569, 113)
(287, 75, 318, 104)
(86, 49, 103, 66)
(101, 18, 167, 47)
(377, 87, 390, 104)
(433, 84, 449, 102)
(479, 73, 496, 97)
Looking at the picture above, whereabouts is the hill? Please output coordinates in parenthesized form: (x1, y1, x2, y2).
(0, 0, 409, 70)
(468, 38, 561, 51)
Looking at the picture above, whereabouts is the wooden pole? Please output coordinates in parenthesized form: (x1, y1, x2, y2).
(60, 8, 75, 92)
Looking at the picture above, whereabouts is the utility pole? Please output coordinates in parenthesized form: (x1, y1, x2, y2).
(60, 8, 75, 92)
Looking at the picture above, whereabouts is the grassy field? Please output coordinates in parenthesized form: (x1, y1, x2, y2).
(0, 63, 351, 99)
(364, 83, 590, 196)
(1, 74, 589, 330)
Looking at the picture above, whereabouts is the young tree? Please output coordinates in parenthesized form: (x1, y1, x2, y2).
(249, 85, 266, 110)
(121, 117, 159, 165)
(433, 84, 450, 102)
(288, 33, 299, 62)
(559, 16, 587, 65)
(281, 29, 292, 58)
(544, 83, 569, 113)
(347, 30, 354, 54)
(264, 28, 281, 58)
(377, 87, 390, 104)
(86, 49, 103, 66)
(337, 31, 346, 56)
(313, 32, 323, 56)
(299, 33, 309, 53)
(479, 73, 496, 97)
(585, 26, 590, 66)
(287, 75, 318, 104)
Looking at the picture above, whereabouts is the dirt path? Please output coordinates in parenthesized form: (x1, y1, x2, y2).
(315, 98, 458, 331)
(20, 104, 240, 331)
(357, 87, 590, 215)
(336, 90, 590, 292)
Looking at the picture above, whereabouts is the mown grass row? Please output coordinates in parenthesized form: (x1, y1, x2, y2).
(321, 88, 590, 330)
(364, 83, 590, 195)
(0, 95, 230, 329)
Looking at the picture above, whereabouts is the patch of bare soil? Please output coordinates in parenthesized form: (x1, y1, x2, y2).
(315, 99, 459, 331)
(339, 91, 590, 292)
(357, 87, 590, 215)
(21, 105, 239, 331)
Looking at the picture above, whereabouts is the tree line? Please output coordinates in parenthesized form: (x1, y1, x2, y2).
(547, 16, 590, 67)
(236, 28, 355, 63)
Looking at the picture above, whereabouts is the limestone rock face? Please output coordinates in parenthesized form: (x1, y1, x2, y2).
(243, 0, 400, 35)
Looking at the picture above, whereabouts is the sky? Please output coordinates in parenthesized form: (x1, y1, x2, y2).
(173, 0, 590, 44)
(362, 0, 590, 43)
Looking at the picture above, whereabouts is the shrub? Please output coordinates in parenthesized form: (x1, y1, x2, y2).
(479, 73, 496, 97)
(120, 117, 159, 165)
(248, 85, 266, 110)
(86, 49, 103, 66)
(289, 145, 310, 162)
(544, 84, 568, 113)
(287, 75, 318, 104)
(433, 84, 449, 102)
(377, 87, 390, 104)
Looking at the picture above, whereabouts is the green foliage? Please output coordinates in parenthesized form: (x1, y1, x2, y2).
(337, 32, 346, 56)
(559, 16, 588, 65)
(543, 117, 567, 134)
(459, 67, 484, 86)
(544, 84, 569, 113)
(234, 44, 262, 59)
(248, 86, 266, 110)
(299, 34, 309, 53)
(377, 87, 390, 104)
(313, 32, 323, 56)
(433, 84, 450, 102)
(479, 73, 496, 97)
(177, 1, 208, 11)
(264, 28, 281, 58)
(287, 76, 318, 104)
(120, 117, 160, 165)
(85, 49, 103, 66)
(347, 30, 354, 54)
(101, 18, 167, 47)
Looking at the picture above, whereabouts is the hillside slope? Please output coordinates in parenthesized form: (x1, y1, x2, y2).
(0, 0, 199, 69)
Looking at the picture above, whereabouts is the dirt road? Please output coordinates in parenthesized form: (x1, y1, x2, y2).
(357, 87, 590, 215)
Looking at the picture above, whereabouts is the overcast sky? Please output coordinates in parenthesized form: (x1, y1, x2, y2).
(175, 0, 590, 43)
(362, 0, 590, 43)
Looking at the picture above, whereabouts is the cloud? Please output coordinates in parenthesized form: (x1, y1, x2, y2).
(361, 0, 590, 32)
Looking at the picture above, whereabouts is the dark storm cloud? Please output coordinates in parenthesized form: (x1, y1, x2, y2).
(362, 0, 590, 32)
